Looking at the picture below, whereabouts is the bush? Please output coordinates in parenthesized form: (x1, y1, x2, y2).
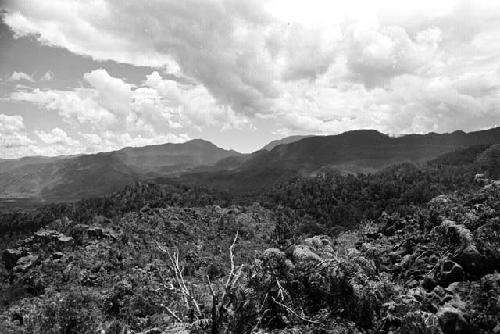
(25, 290, 103, 334)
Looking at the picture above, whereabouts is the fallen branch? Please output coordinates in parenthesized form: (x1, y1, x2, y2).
(161, 303, 182, 322)
(225, 230, 241, 289)
(271, 296, 322, 325)
(156, 242, 202, 317)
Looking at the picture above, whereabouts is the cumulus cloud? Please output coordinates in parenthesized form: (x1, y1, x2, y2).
(9, 69, 256, 156)
(8, 71, 35, 82)
(40, 70, 54, 81)
(35, 127, 77, 145)
(343, 24, 441, 87)
(3, 0, 280, 115)
(3, 0, 500, 154)
(0, 114, 35, 158)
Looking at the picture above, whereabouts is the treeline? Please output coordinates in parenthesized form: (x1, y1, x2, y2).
(267, 162, 479, 236)
(266, 144, 500, 236)
(1, 144, 497, 249)
(0, 183, 229, 248)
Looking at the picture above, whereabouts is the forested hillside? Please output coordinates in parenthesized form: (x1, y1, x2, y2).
(0, 144, 499, 333)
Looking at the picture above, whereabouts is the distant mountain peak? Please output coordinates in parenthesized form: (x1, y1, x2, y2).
(338, 129, 387, 138)
(262, 135, 313, 151)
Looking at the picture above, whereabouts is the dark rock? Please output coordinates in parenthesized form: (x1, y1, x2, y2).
(2, 248, 24, 270)
(71, 224, 119, 242)
(453, 245, 484, 275)
(437, 306, 469, 334)
(422, 275, 437, 291)
(87, 226, 105, 239)
(11, 312, 23, 325)
(437, 260, 464, 286)
(365, 232, 380, 240)
(52, 252, 64, 259)
(436, 220, 473, 248)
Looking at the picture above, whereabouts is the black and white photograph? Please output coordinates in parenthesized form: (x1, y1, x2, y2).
(1, 0, 500, 333)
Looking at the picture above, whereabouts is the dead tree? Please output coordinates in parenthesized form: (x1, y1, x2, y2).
(208, 230, 243, 334)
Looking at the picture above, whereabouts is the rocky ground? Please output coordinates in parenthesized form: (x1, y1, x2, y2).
(0, 176, 499, 333)
(250, 175, 500, 333)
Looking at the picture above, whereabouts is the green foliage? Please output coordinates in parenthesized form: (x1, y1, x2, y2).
(25, 290, 103, 334)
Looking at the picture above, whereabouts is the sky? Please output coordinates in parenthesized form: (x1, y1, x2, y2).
(1, 0, 500, 158)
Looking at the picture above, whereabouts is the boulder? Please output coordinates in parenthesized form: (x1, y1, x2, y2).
(2, 248, 24, 270)
(14, 254, 39, 273)
(437, 306, 469, 334)
(57, 235, 74, 245)
(474, 173, 489, 185)
(422, 275, 437, 291)
(287, 245, 321, 263)
(71, 224, 119, 242)
(453, 244, 484, 275)
(33, 229, 74, 247)
(52, 252, 64, 260)
(436, 220, 474, 247)
(437, 260, 464, 287)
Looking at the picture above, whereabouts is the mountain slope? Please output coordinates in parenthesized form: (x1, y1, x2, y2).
(261, 135, 313, 151)
(241, 128, 500, 173)
(115, 139, 241, 176)
(173, 128, 500, 193)
(0, 140, 241, 202)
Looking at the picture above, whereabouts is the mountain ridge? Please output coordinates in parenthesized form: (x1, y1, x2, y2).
(0, 139, 241, 202)
(2, 128, 500, 203)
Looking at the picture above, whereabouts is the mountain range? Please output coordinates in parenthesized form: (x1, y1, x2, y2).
(0, 139, 240, 202)
(2, 127, 500, 202)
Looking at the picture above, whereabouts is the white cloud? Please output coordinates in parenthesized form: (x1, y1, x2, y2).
(343, 24, 442, 87)
(3, 0, 280, 115)
(40, 71, 54, 81)
(35, 127, 78, 145)
(8, 71, 35, 82)
(3, 0, 500, 154)
(10, 88, 118, 127)
(9, 69, 253, 156)
(0, 114, 36, 158)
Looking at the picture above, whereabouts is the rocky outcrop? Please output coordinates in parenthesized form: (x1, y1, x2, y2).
(2, 248, 25, 270)
(71, 224, 120, 243)
(436, 260, 464, 287)
(286, 245, 321, 263)
(437, 306, 469, 334)
(33, 229, 74, 247)
(14, 254, 39, 273)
